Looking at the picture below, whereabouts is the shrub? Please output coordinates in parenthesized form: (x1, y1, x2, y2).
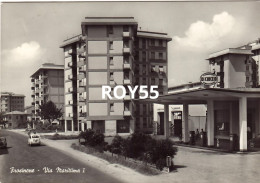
(79, 129, 105, 147)
(108, 133, 178, 170)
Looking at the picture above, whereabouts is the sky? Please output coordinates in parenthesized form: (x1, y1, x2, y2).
(1, 1, 260, 106)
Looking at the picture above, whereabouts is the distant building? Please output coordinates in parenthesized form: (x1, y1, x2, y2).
(208, 38, 260, 88)
(3, 111, 28, 128)
(60, 17, 171, 135)
(0, 92, 25, 112)
(31, 63, 64, 121)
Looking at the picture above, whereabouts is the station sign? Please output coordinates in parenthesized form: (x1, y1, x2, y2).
(200, 72, 218, 86)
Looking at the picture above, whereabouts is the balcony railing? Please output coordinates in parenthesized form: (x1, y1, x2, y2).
(123, 63, 131, 69)
(68, 62, 73, 67)
(68, 87, 73, 93)
(123, 48, 130, 54)
(123, 111, 131, 116)
(123, 79, 131, 85)
(123, 32, 130, 37)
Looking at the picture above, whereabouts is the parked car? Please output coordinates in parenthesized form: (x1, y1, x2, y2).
(0, 137, 7, 148)
(28, 133, 41, 146)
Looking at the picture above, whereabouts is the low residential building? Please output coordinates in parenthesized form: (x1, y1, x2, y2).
(3, 111, 28, 128)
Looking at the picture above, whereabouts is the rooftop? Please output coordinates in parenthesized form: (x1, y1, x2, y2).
(1, 92, 25, 97)
(31, 63, 64, 77)
(137, 30, 172, 41)
(208, 48, 253, 60)
(81, 17, 138, 25)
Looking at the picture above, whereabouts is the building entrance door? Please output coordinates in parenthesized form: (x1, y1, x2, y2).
(172, 111, 182, 138)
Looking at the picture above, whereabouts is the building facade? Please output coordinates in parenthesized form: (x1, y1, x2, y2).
(31, 63, 64, 121)
(60, 17, 171, 135)
(0, 92, 25, 112)
(3, 111, 28, 128)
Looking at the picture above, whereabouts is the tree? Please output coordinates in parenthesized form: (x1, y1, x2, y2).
(38, 101, 62, 124)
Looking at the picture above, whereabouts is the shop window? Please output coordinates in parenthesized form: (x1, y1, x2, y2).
(117, 120, 130, 133)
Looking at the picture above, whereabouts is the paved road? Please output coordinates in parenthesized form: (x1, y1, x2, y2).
(0, 130, 123, 183)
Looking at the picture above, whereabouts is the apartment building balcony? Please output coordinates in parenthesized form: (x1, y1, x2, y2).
(123, 111, 131, 116)
(78, 87, 86, 93)
(79, 65, 87, 72)
(68, 49, 76, 55)
(77, 73, 85, 80)
(42, 75, 48, 79)
(68, 74, 73, 80)
(35, 88, 40, 93)
(31, 102, 35, 106)
(77, 59, 86, 67)
(78, 82, 86, 88)
(123, 79, 131, 85)
(78, 51, 86, 58)
(79, 112, 87, 118)
(31, 94, 35, 98)
(31, 86, 35, 90)
(123, 47, 130, 54)
(31, 78, 35, 82)
(123, 63, 131, 69)
(68, 87, 73, 93)
(68, 62, 73, 67)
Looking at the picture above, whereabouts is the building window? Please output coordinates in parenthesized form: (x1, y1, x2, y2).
(110, 72, 114, 81)
(123, 25, 129, 32)
(159, 40, 163, 46)
(142, 39, 146, 48)
(159, 52, 163, 59)
(108, 25, 113, 34)
(110, 103, 114, 112)
(109, 41, 113, 50)
(151, 52, 155, 59)
(151, 39, 155, 46)
(246, 77, 250, 82)
(142, 51, 146, 61)
(110, 57, 114, 65)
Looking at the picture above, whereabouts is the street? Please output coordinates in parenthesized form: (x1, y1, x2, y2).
(0, 130, 123, 183)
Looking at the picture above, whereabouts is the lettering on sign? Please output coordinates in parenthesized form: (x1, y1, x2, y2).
(200, 72, 218, 86)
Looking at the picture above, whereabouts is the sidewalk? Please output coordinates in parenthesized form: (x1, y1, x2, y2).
(9, 129, 260, 183)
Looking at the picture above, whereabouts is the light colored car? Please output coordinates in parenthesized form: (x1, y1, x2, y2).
(28, 134, 41, 146)
(0, 137, 7, 148)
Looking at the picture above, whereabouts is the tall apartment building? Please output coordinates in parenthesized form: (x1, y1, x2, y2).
(31, 63, 64, 120)
(0, 92, 25, 112)
(60, 17, 171, 135)
(208, 38, 260, 88)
